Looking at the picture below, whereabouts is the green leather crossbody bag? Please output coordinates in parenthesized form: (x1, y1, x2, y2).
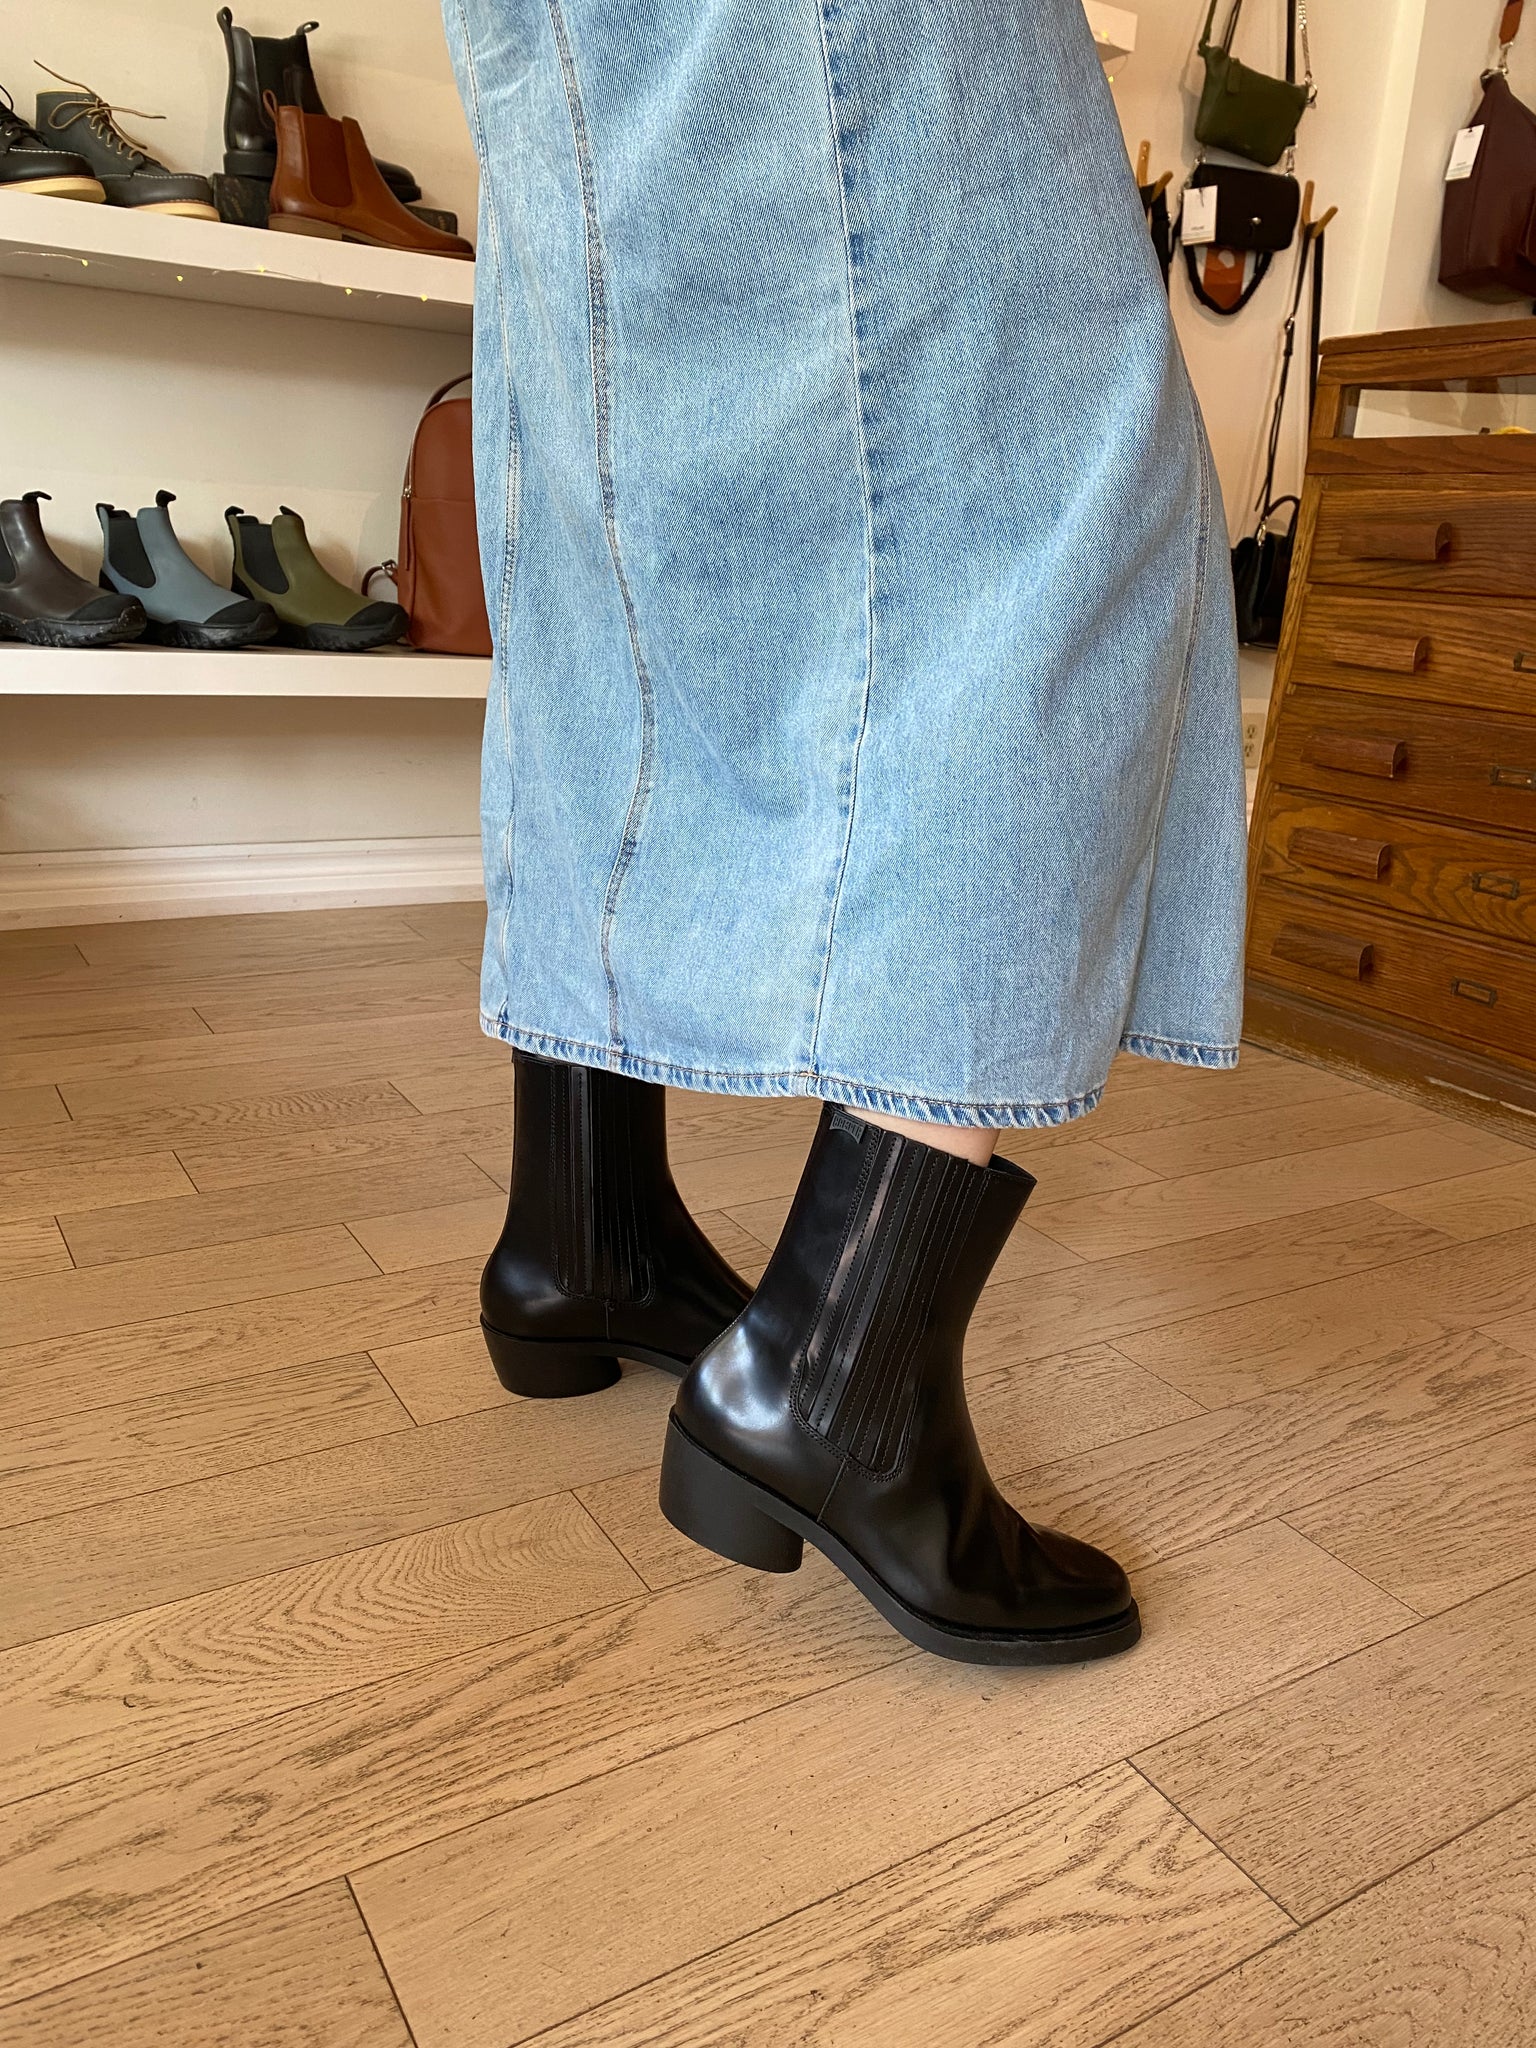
(1196, 0, 1314, 169)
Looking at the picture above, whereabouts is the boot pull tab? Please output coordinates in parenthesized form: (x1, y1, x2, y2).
(156, 489, 176, 508)
(22, 490, 51, 505)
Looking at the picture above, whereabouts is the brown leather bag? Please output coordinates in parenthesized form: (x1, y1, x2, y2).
(392, 374, 493, 655)
(1440, 2, 1536, 301)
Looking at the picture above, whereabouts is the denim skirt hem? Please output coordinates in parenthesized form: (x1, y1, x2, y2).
(482, 1011, 1240, 1131)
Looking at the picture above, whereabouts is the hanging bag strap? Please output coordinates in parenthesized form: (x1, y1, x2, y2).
(1254, 225, 1314, 534)
(1308, 222, 1324, 424)
(1499, 0, 1524, 68)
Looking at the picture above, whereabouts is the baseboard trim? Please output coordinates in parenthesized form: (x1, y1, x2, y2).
(0, 835, 485, 929)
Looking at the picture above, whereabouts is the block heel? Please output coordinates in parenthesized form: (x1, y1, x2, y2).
(479, 1320, 622, 1398)
(659, 1418, 804, 1573)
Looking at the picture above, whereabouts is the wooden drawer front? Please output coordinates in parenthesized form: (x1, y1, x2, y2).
(1271, 689, 1536, 835)
(1250, 887, 1536, 1068)
(1294, 591, 1536, 717)
(1259, 792, 1536, 946)
(1311, 486, 1536, 596)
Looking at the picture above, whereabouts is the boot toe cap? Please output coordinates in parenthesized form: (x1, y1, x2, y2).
(1029, 1522, 1135, 1624)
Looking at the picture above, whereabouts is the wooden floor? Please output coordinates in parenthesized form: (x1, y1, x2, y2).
(2, 903, 1536, 2046)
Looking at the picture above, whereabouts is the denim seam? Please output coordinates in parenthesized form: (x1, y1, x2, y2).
(1116, 372, 1215, 1043)
(545, 0, 657, 1055)
(804, 0, 879, 1083)
(454, 0, 518, 989)
(481, 1009, 1239, 1122)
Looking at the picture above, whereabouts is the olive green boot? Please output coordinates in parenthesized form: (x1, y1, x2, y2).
(225, 505, 406, 651)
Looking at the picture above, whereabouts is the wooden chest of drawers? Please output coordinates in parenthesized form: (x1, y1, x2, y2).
(1246, 320, 1536, 1136)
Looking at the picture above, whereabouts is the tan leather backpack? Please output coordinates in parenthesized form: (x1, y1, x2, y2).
(390, 374, 493, 656)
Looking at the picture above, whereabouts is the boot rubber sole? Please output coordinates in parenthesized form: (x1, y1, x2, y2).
(480, 1318, 689, 1399)
(5, 176, 106, 202)
(269, 616, 406, 652)
(0, 608, 146, 648)
(660, 1416, 1143, 1667)
(145, 617, 280, 651)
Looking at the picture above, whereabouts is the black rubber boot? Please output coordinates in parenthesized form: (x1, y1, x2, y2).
(661, 1106, 1140, 1665)
(0, 494, 145, 648)
(480, 1052, 754, 1399)
(216, 8, 422, 205)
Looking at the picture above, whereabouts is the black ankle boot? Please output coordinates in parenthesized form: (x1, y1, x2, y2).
(660, 1106, 1139, 1664)
(480, 1052, 753, 1398)
(216, 8, 422, 204)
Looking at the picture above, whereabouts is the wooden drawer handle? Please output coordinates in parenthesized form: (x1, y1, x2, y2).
(1289, 827, 1391, 880)
(1271, 922, 1373, 980)
(1337, 519, 1452, 562)
(1515, 652, 1536, 673)
(1471, 871, 1523, 901)
(1303, 730, 1408, 779)
(1452, 979, 1498, 1006)
(1325, 629, 1430, 675)
(1490, 765, 1536, 790)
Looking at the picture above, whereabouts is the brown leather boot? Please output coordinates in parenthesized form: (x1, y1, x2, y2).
(265, 98, 472, 259)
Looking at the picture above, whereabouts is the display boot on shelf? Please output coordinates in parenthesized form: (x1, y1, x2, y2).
(265, 98, 472, 257)
(480, 1052, 754, 1398)
(34, 74, 217, 219)
(660, 1107, 1142, 1666)
(216, 8, 422, 205)
(0, 84, 104, 200)
(225, 505, 407, 651)
(0, 493, 145, 648)
(99, 493, 278, 650)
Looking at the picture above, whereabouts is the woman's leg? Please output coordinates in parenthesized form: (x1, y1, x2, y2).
(847, 1111, 998, 1167)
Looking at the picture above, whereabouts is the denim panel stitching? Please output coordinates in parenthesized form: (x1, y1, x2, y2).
(805, 0, 879, 1081)
(545, 0, 658, 1054)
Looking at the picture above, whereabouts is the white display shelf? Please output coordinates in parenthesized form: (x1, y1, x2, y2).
(0, 644, 490, 699)
(0, 188, 474, 333)
(1084, 2, 1137, 67)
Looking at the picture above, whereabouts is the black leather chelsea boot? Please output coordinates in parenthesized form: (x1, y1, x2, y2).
(660, 1106, 1140, 1665)
(480, 1052, 754, 1398)
(216, 8, 422, 205)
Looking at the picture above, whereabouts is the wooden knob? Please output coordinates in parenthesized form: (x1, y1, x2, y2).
(1337, 519, 1452, 563)
(1303, 730, 1408, 778)
(1289, 827, 1391, 880)
(1325, 629, 1430, 675)
(1271, 922, 1373, 979)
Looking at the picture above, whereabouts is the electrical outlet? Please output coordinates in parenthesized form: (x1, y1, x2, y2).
(1241, 701, 1268, 770)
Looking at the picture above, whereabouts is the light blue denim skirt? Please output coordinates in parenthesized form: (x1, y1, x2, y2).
(444, 0, 1247, 1128)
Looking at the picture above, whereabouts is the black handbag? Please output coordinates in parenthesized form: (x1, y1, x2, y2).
(1180, 162, 1302, 315)
(1231, 222, 1324, 646)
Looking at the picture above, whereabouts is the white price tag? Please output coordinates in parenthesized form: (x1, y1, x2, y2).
(1181, 185, 1218, 246)
(1445, 125, 1484, 182)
